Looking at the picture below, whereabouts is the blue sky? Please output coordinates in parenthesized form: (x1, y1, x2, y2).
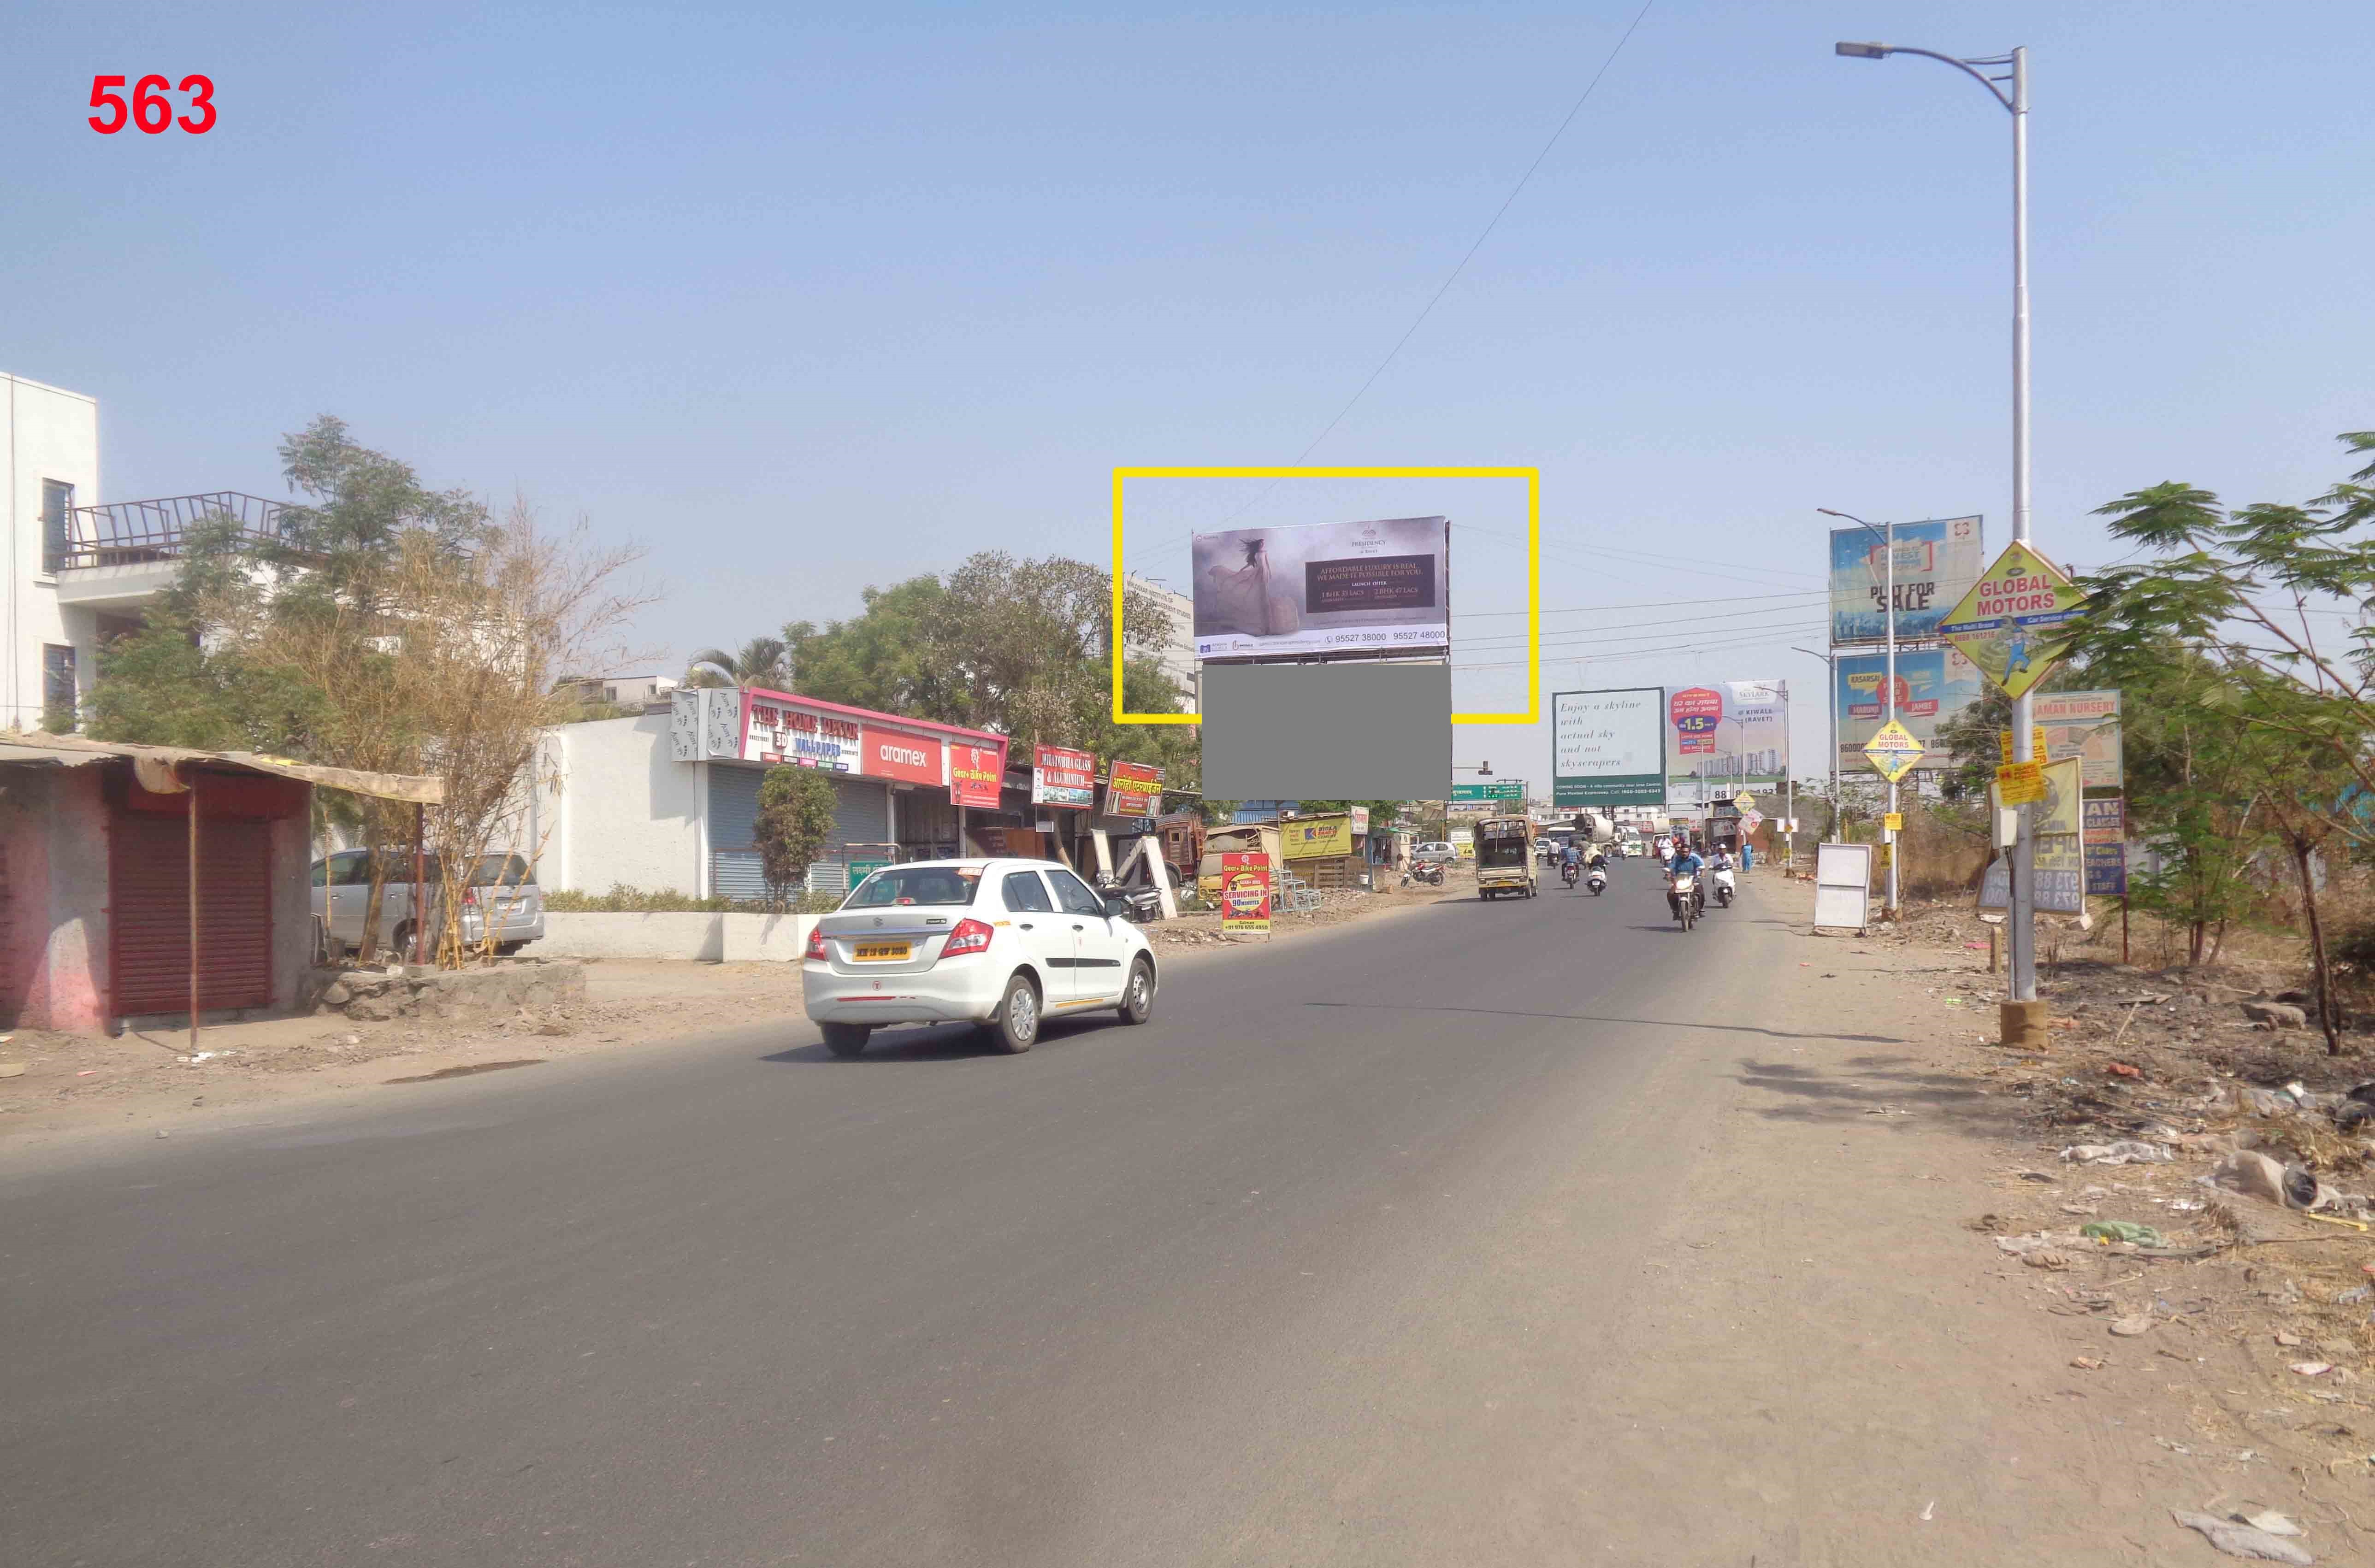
(6, 0, 2370, 788)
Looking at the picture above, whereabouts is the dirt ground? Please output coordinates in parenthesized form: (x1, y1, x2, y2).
(0, 870, 1464, 1150)
(1761, 874, 2375, 1556)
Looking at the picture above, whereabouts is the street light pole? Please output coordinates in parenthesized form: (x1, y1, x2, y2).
(1837, 38, 2039, 1026)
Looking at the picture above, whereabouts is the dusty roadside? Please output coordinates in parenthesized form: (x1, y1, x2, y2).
(0, 869, 1465, 1152)
(1720, 872, 2375, 1561)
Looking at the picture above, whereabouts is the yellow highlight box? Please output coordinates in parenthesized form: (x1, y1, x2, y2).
(1110, 466, 1540, 726)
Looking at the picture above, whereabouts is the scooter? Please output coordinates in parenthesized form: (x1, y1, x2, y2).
(1712, 865, 1736, 908)
(1585, 864, 1607, 896)
(1561, 861, 1580, 889)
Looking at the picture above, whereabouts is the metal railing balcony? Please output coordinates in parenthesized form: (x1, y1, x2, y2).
(58, 492, 290, 572)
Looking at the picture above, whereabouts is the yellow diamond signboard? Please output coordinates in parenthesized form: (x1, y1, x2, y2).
(1732, 791, 1756, 812)
(1938, 542, 2086, 700)
(1862, 719, 1922, 782)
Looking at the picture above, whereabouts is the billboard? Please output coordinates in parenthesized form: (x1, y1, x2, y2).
(1833, 648, 1983, 773)
(2031, 689, 2123, 791)
(1191, 516, 1450, 659)
(1553, 688, 1666, 808)
(1280, 814, 1354, 860)
(1664, 681, 1789, 802)
(1103, 759, 1163, 819)
(1829, 515, 1985, 646)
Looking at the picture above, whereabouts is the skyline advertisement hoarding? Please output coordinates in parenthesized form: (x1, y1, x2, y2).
(1829, 515, 1985, 646)
(1552, 687, 1666, 807)
(1832, 648, 1984, 773)
(1191, 515, 1450, 660)
(1664, 681, 1789, 806)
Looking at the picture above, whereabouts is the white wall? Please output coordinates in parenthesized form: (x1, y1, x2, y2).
(538, 713, 706, 896)
(4, 373, 101, 730)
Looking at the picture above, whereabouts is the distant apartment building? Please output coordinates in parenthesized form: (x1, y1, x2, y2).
(4, 370, 287, 732)
(1125, 572, 1197, 713)
(557, 672, 680, 712)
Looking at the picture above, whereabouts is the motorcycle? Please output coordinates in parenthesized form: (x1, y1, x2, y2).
(1561, 861, 1580, 889)
(1585, 865, 1606, 896)
(1669, 872, 1699, 931)
(1411, 860, 1445, 887)
(1712, 866, 1736, 908)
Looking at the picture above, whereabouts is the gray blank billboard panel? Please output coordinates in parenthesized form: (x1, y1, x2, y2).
(1200, 663, 1451, 802)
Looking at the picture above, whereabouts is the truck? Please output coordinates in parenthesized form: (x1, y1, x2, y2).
(1473, 816, 1537, 900)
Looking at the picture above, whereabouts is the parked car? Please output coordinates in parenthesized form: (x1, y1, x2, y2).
(1411, 841, 1459, 866)
(803, 858, 1158, 1056)
(312, 850, 546, 958)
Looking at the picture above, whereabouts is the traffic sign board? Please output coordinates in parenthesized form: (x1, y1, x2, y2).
(1862, 719, 1922, 783)
(1732, 791, 1756, 812)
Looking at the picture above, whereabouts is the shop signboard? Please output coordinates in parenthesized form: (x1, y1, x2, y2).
(1666, 681, 1789, 795)
(1219, 852, 1273, 934)
(2032, 690, 2124, 790)
(861, 728, 945, 787)
(1833, 647, 1983, 773)
(2084, 797, 2128, 896)
(1191, 516, 1450, 660)
(949, 741, 1007, 810)
(1031, 744, 1097, 808)
(1348, 806, 1371, 836)
(1104, 759, 1164, 819)
(1554, 687, 1666, 807)
(1281, 813, 1353, 861)
(744, 696, 859, 771)
(1829, 515, 1985, 645)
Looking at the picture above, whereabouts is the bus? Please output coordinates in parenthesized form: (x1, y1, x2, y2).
(1474, 816, 1537, 900)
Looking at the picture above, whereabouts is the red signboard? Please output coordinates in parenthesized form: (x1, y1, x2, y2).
(1669, 687, 1722, 756)
(861, 727, 944, 786)
(1032, 743, 1097, 808)
(1219, 851, 1271, 934)
(1104, 759, 1163, 819)
(949, 740, 1007, 809)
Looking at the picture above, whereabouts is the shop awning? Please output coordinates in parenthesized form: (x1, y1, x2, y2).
(0, 732, 446, 805)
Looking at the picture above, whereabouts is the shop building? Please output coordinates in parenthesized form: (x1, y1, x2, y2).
(532, 686, 1010, 899)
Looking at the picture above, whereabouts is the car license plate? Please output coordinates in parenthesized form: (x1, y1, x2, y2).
(851, 942, 910, 962)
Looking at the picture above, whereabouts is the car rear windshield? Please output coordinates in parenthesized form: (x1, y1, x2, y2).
(844, 866, 982, 908)
(471, 854, 532, 887)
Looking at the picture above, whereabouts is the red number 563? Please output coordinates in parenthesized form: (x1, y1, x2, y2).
(88, 75, 215, 135)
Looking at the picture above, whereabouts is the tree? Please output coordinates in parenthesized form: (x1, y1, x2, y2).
(684, 635, 792, 691)
(756, 766, 839, 911)
(2065, 430, 2375, 1048)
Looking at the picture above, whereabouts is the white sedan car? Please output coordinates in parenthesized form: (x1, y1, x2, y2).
(802, 859, 1159, 1056)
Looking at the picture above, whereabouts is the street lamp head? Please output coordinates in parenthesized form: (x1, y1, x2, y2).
(1816, 508, 1849, 519)
(1834, 41, 1890, 59)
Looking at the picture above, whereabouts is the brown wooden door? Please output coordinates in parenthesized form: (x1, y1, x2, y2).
(108, 813, 274, 1018)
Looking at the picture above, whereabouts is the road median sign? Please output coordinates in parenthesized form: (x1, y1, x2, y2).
(1862, 719, 1922, 783)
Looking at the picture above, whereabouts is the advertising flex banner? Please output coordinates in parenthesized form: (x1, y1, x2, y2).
(1280, 814, 1354, 860)
(1665, 681, 1789, 802)
(1219, 852, 1273, 933)
(1031, 744, 1097, 808)
(1191, 516, 1450, 659)
(1829, 515, 1985, 646)
(1833, 647, 1984, 773)
(1103, 759, 1163, 819)
(949, 741, 1007, 809)
(1938, 542, 2086, 699)
(2031, 689, 2123, 791)
(1553, 687, 1666, 808)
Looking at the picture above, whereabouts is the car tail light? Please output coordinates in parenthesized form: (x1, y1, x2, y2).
(941, 918, 993, 958)
(462, 886, 480, 907)
(804, 924, 828, 961)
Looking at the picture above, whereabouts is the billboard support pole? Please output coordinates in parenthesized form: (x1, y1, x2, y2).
(1883, 517, 1899, 917)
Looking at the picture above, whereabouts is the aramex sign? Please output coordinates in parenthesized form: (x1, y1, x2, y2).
(862, 728, 944, 787)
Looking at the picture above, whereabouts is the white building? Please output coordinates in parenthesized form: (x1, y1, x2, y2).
(4, 372, 100, 730)
(6, 369, 288, 733)
(1125, 572, 1197, 713)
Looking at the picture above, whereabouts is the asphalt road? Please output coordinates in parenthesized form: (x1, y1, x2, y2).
(6, 861, 1787, 1566)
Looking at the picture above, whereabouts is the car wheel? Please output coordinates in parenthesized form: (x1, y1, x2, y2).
(390, 922, 416, 962)
(1118, 957, 1155, 1024)
(821, 1023, 870, 1058)
(987, 971, 1040, 1054)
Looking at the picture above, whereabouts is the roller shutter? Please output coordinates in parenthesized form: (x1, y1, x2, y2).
(109, 814, 274, 1017)
(706, 766, 891, 901)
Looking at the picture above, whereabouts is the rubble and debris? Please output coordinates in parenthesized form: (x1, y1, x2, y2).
(2170, 1509, 2315, 1564)
(2059, 1139, 2172, 1165)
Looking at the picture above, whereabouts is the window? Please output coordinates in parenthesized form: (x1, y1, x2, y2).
(311, 860, 331, 887)
(1000, 871, 1053, 912)
(41, 480, 74, 574)
(842, 865, 981, 908)
(41, 645, 76, 725)
(1046, 868, 1108, 918)
(329, 852, 374, 887)
(470, 854, 532, 887)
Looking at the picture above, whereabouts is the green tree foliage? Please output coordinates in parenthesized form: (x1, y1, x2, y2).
(2062, 430, 2375, 1047)
(756, 766, 841, 911)
(684, 636, 792, 691)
